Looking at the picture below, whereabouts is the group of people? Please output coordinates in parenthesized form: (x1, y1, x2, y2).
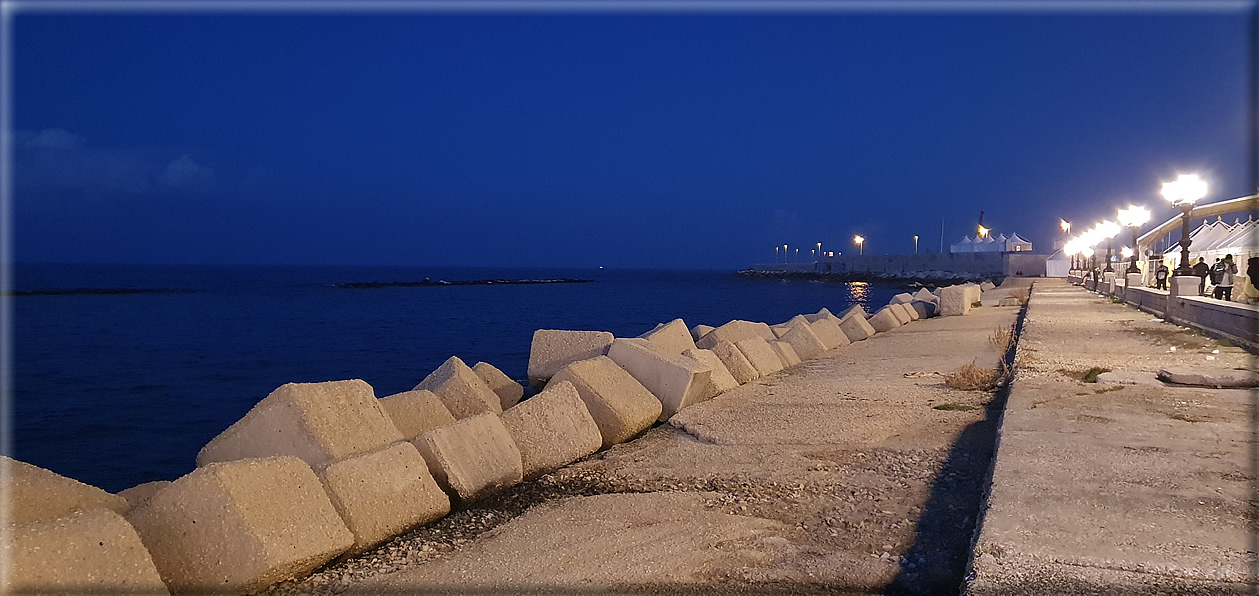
(1152, 254, 1251, 301)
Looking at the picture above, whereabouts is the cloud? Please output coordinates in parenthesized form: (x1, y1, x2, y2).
(159, 155, 215, 193)
(13, 128, 214, 198)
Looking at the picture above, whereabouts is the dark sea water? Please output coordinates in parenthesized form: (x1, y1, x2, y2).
(12, 264, 900, 492)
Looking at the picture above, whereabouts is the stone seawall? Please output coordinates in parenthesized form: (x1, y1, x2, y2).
(749, 252, 1049, 280)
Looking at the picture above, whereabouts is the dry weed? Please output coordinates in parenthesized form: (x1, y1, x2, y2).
(989, 325, 1014, 352)
(945, 360, 1004, 391)
(1008, 287, 1030, 304)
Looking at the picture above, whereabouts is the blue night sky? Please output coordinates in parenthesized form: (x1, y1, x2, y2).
(11, 4, 1256, 269)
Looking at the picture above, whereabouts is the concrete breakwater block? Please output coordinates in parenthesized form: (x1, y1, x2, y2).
(939, 286, 972, 316)
(472, 362, 524, 411)
(886, 303, 912, 325)
(682, 348, 741, 398)
(548, 356, 661, 448)
(501, 381, 602, 479)
(839, 313, 876, 342)
(712, 340, 760, 385)
(318, 442, 450, 554)
(528, 330, 615, 388)
(965, 283, 982, 305)
(3, 509, 169, 595)
(998, 297, 1021, 307)
(869, 308, 901, 332)
(803, 307, 838, 323)
(979, 281, 996, 291)
(779, 322, 826, 360)
(810, 318, 850, 349)
(769, 341, 802, 367)
(910, 301, 932, 319)
(694, 320, 775, 350)
(913, 288, 936, 302)
(734, 337, 785, 377)
(890, 292, 915, 305)
(639, 318, 698, 355)
(198, 380, 404, 470)
(128, 456, 353, 594)
(118, 481, 172, 510)
(689, 324, 714, 342)
(898, 301, 920, 321)
(412, 413, 523, 502)
(607, 338, 712, 421)
(838, 305, 868, 322)
(770, 315, 811, 338)
(3, 456, 130, 524)
(380, 389, 457, 441)
(416, 356, 503, 419)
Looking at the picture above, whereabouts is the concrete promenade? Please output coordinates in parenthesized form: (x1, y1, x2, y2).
(968, 279, 1257, 595)
(270, 291, 1024, 595)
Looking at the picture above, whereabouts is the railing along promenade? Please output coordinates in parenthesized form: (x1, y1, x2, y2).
(1067, 271, 1259, 352)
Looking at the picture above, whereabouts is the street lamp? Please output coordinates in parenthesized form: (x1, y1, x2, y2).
(913, 235, 919, 254)
(854, 235, 865, 256)
(1116, 205, 1151, 273)
(1161, 174, 1207, 275)
(977, 225, 989, 238)
(1121, 246, 1134, 260)
(1064, 240, 1079, 273)
(1082, 246, 1095, 272)
(1097, 220, 1120, 273)
(1060, 219, 1071, 235)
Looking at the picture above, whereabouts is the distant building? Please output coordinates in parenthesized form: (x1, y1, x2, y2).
(950, 232, 1033, 253)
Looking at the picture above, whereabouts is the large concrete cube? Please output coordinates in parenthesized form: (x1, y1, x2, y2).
(779, 322, 826, 360)
(712, 340, 760, 385)
(809, 318, 850, 350)
(118, 481, 172, 510)
(317, 442, 449, 554)
(769, 341, 802, 367)
(127, 456, 353, 594)
(528, 330, 615, 388)
(380, 389, 457, 441)
(501, 381, 602, 479)
(965, 283, 982, 305)
(690, 324, 715, 342)
(839, 312, 877, 342)
(3, 456, 129, 524)
(548, 356, 662, 448)
(979, 280, 996, 291)
(415, 356, 503, 419)
(869, 307, 902, 332)
(771, 315, 811, 338)
(3, 509, 168, 595)
(695, 320, 774, 350)
(803, 307, 838, 323)
(472, 361, 524, 410)
(898, 301, 920, 321)
(682, 348, 741, 398)
(639, 318, 698, 355)
(607, 338, 712, 421)
(838, 305, 868, 321)
(411, 413, 523, 502)
(887, 303, 912, 324)
(890, 292, 915, 305)
(910, 301, 932, 319)
(913, 288, 937, 302)
(734, 337, 785, 377)
(198, 380, 404, 469)
(939, 285, 972, 316)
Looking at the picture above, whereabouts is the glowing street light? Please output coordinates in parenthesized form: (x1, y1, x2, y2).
(1060, 219, 1071, 235)
(1121, 246, 1134, 259)
(913, 235, 919, 254)
(1082, 246, 1095, 271)
(853, 235, 865, 256)
(1117, 205, 1151, 273)
(1096, 220, 1121, 273)
(977, 225, 990, 238)
(1161, 174, 1207, 275)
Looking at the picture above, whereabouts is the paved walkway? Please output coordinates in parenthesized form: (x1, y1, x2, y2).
(268, 289, 1024, 595)
(968, 279, 1257, 595)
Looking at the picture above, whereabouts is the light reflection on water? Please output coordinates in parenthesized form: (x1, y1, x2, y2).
(847, 281, 871, 306)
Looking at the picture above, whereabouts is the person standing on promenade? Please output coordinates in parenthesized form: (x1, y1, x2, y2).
(1212, 255, 1237, 301)
(1154, 262, 1169, 290)
(1191, 257, 1210, 295)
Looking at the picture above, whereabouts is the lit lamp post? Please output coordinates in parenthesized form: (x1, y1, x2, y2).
(854, 235, 865, 256)
(1083, 246, 1096, 278)
(913, 235, 919, 254)
(1161, 174, 1207, 275)
(1098, 220, 1120, 273)
(1064, 240, 1079, 278)
(1116, 205, 1150, 274)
